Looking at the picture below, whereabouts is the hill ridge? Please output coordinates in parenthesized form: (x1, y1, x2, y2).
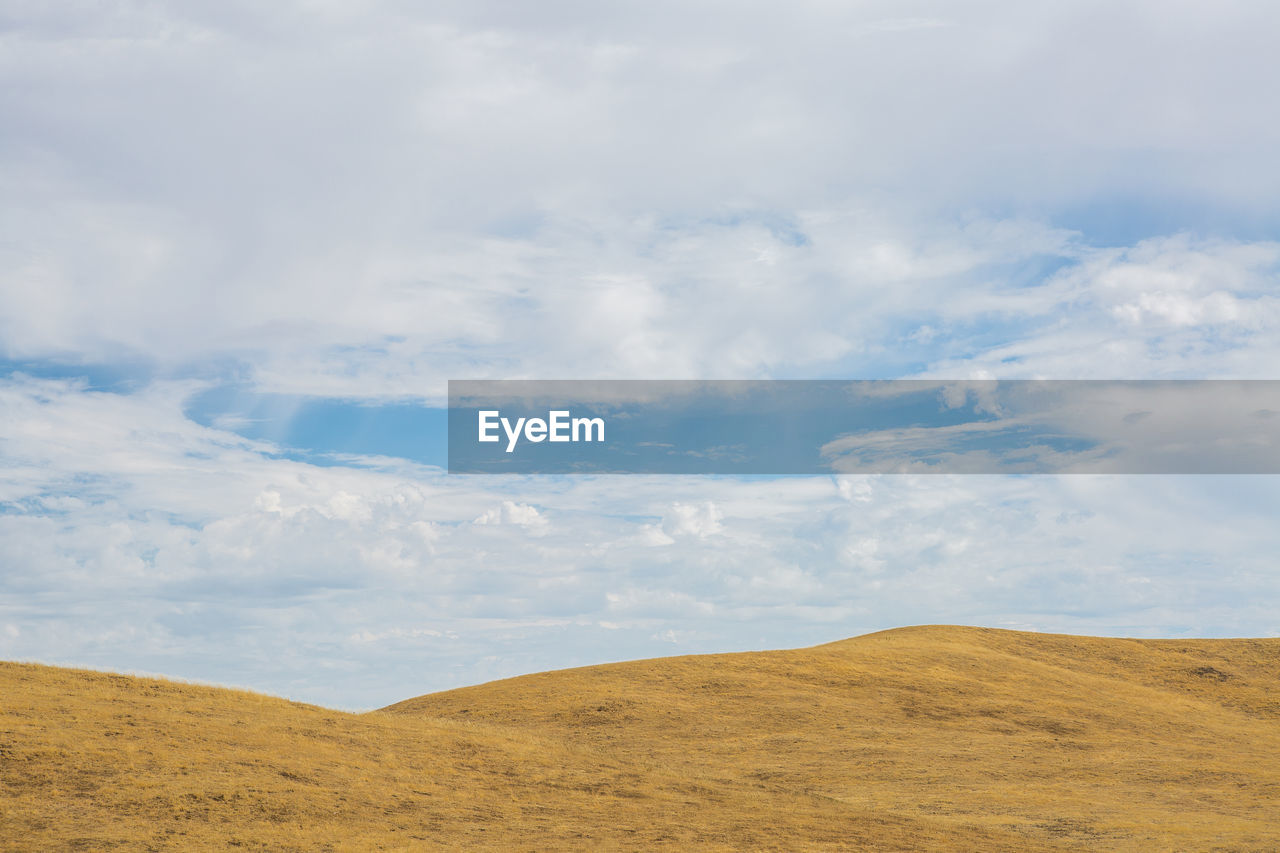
(5, 626, 1280, 850)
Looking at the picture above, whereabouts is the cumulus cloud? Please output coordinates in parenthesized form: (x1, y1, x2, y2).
(662, 501, 722, 538)
(3, 1, 1280, 707)
(474, 500, 548, 531)
(918, 236, 1280, 379)
(3, 376, 1280, 707)
(3, 2, 1280, 393)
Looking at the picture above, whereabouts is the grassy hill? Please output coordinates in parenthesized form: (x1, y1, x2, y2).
(4, 626, 1279, 850)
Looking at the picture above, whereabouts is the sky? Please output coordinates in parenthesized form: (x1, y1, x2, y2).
(2, 0, 1280, 709)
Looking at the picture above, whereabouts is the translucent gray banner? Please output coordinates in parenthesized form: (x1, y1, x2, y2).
(447, 380, 1280, 474)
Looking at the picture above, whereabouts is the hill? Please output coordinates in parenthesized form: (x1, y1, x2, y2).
(4, 626, 1280, 850)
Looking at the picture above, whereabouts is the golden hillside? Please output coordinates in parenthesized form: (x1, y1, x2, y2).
(4, 627, 1280, 851)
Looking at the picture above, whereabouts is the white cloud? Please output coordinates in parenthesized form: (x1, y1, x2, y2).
(662, 501, 722, 538)
(918, 236, 1280, 379)
(3, 3, 1280, 392)
(3, 375, 1280, 708)
(474, 500, 548, 531)
(4, 2, 1280, 708)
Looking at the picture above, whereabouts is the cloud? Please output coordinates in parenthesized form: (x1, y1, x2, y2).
(474, 500, 548, 531)
(3, 2, 1280, 708)
(3, 375, 1280, 708)
(816, 380, 1280, 474)
(3, 3, 1280, 395)
(918, 236, 1280, 379)
(662, 501, 722, 538)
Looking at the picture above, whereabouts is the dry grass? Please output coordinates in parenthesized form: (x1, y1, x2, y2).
(4, 626, 1279, 850)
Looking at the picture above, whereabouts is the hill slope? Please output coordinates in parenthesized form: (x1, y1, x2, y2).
(2, 627, 1278, 850)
